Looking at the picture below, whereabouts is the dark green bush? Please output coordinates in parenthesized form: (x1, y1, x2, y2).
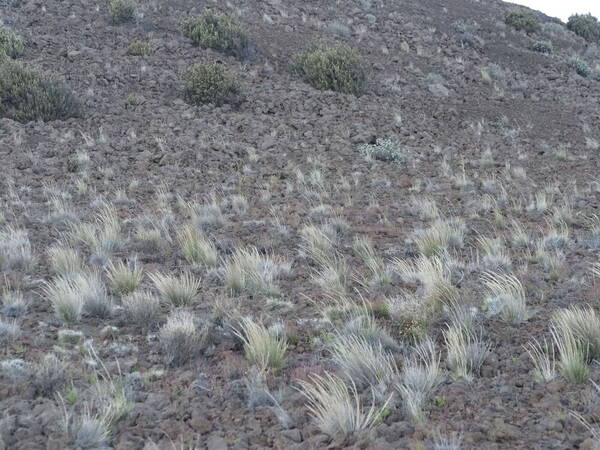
(571, 58, 591, 77)
(0, 26, 24, 58)
(290, 44, 367, 96)
(109, 0, 135, 24)
(182, 10, 249, 59)
(567, 14, 600, 43)
(127, 39, 152, 56)
(0, 59, 82, 122)
(504, 9, 540, 34)
(182, 61, 244, 106)
(531, 40, 552, 54)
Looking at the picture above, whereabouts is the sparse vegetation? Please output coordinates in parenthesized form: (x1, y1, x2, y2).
(291, 43, 367, 95)
(182, 10, 249, 59)
(182, 61, 244, 106)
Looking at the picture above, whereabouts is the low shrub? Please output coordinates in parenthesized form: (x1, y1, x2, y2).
(359, 138, 406, 163)
(0, 59, 82, 122)
(127, 39, 152, 56)
(290, 43, 367, 96)
(182, 61, 244, 106)
(504, 9, 540, 34)
(0, 26, 24, 58)
(571, 58, 591, 77)
(109, 0, 135, 25)
(182, 10, 249, 59)
(567, 14, 600, 43)
(531, 40, 552, 54)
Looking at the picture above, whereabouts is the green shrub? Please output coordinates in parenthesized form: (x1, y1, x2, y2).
(290, 44, 367, 96)
(504, 9, 540, 34)
(0, 26, 24, 58)
(182, 10, 249, 59)
(182, 61, 244, 106)
(531, 40, 552, 54)
(359, 138, 406, 163)
(567, 14, 600, 43)
(109, 0, 135, 24)
(127, 40, 152, 56)
(0, 59, 82, 122)
(571, 58, 591, 77)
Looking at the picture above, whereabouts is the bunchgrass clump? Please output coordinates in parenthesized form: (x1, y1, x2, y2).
(552, 307, 600, 362)
(481, 272, 529, 324)
(396, 337, 442, 422)
(109, 0, 136, 24)
(176, 224, 218, 267)
(159, 310, 206, 367)
(106, 259, 143, 296)
(291, 43, 367, 96)
(0, 317, 20, 347)
(122, 291, 161, 328)
(31, 354, 67, 396)
(504, 9, 540, 34)
(329, 333, 398, 389)
(149, 271, 200, 307)
(47, 246, 83, 277)
(44, 276, 85, 323)
(224, 247, 289, 296)
(444, 325, 491, 380)
(0, 26, 24, 58)
(353, 236, 392, 287)
(551, 324, 589, 383)
(182, 10, 249, 59)
(359, 138, 406, 164)
(567, 13, 600, 43)
(524, 337, 556, 382)
(414, 219, 465, 257)
(0, 59, 82, 122)
(233, 317, 287, 371)
(183, 62, 244, 106)
(298, 372, 389, 439)
(0, 225, 35, 271)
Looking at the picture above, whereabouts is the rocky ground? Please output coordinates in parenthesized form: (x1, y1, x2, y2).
(2, 0, 600, 448)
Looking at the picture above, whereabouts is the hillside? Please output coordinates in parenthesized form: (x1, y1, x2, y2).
(1, 0, 600, 448)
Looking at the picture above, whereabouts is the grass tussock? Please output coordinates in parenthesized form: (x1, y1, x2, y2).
(122, 291, 161, 328)
(224, 247, 289, 296)
(291, 43, 367, 96)
(159, 310, 206, 367)
(149, 271, 200, 307)
(106, 259, 143, 296)
(444, 325, 491, 381)
(176, 224, 218, 267)
(233, 317, 287, 371)
(297, 372, 390, 439)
